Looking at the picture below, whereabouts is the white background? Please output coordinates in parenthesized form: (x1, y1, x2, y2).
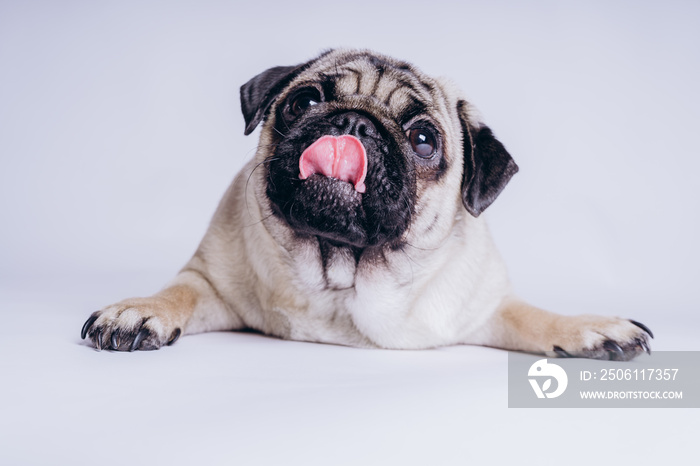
(1, 1, 698, 464)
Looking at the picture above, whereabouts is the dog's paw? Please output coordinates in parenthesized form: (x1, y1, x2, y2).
(547, 316, 653, 361)
(81, 299, 182, 352)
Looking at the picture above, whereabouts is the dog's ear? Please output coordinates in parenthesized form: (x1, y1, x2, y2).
(240, 65, 302, 135)
(457, 100, 519, 217)
(240, 50, 336, 135)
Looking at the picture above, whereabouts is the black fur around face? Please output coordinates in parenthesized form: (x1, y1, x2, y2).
(266, 105, 415, 248)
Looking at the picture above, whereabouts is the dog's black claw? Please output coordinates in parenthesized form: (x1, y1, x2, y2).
(603, 340, 624, 359)
(95, 328, 104, 351)
(111, 332, 120, 350)
(629, 320, 654, 339)
(638, 338, 652, 355)
(130, 327, 149, 352)
(552, 345, 570, 358)
(167, 328, 182, 346)
(81, 314, 99, 340)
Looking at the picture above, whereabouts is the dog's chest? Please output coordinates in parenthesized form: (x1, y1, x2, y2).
(281, 241, 453, 348)
(266, 225, 510, 349)
(319, 243, 357, 290)
(277, 242, 407, 346)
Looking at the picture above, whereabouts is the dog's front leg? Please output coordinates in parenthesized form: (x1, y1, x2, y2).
(470, 298, 654, 361)
(81, 268, 242, 351)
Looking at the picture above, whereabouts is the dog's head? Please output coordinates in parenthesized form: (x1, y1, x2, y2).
(241, 49, 518, 249)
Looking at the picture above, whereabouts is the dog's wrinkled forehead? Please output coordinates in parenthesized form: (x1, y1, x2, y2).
(287, 50, 451, 125)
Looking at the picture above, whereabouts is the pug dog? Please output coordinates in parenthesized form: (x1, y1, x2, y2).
(81, 49, 653, 360)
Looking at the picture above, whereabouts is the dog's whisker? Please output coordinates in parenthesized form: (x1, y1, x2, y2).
(245, 154, 280, 217)
(273, 125, 288, 138)
(242, 211, 275, 228)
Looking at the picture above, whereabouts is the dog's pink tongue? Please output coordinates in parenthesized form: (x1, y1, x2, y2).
(299, 135, 367, 193)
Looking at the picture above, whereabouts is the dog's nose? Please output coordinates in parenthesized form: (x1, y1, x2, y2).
(330, 112, 378, 138)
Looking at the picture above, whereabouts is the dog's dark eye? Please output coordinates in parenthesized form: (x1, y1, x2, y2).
(289, 90, 320, 117)
(408, 127, 437, 158)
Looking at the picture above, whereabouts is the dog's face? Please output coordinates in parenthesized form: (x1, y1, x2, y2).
(240, 50, 518, 250)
